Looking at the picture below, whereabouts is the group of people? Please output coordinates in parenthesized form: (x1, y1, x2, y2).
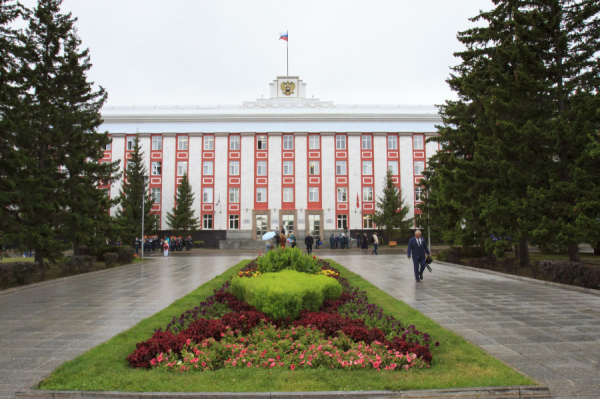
(135, 235, 194, 256)
(272, 227, 298, 249)
(329, 233, 351, 249)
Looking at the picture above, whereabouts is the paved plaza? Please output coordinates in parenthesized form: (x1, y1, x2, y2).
(0, 253, 599, 398)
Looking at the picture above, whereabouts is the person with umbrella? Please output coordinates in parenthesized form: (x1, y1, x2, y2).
(262, 231, 276, 253)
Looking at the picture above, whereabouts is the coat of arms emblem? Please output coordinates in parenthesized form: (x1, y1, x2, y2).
(280, 81, 295, 96)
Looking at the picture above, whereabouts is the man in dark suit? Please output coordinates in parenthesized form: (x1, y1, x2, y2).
(305, 232, 314, 254)
(407, 230, 430, 282)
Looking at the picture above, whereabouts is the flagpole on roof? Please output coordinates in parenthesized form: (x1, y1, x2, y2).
(287, 30, 289, 76)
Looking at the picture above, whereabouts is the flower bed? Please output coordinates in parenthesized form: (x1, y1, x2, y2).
(127, 258, 438, 372)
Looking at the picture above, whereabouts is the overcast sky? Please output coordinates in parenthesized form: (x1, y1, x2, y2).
(18, 0, 493, 107)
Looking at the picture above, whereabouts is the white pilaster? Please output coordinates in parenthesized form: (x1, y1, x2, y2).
(189, 134, 203, 223)
(399, 134, 414, 219)
(425, 134, 437, 164)
(373, 133, 387, 217)
(347, 134, 361, 229)
(240, 133, 255, 230)
(110, 135, 126, 216)
(269, 134, 282, 229)
(139, 134, 151, 178)
(214, 134, 229, 230)
(295, 133, 307, 231)
(162, 134, 176, 228)
(321, 133, 336, 230)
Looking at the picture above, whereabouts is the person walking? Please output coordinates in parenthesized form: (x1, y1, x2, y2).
(356, 233, 361, 248)
(305, 232, 314, 254)
(290, 231, 297, 248)
(279, 233, 287, 248)
(163, 241, 169, 257)
(334, 234, 339, 249)
(315, 233, 321, 249)
(134, 237, 140, 254)
(371, 233, 379, 255)
(275, 227, 280, 247)
(407, 230, 431, 282)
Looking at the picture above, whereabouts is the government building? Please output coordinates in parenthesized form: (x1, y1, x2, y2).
(99, 76, 441, 247)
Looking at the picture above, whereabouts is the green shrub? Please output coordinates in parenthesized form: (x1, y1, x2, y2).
(117, 247, 135, 264)
(60, 255, 95, 276)
(0, 262, 38, 287)
(230, 270, 342, 320)
(256, 247, 320, 274)
(104, 253, 119, 268)
(193, 241, 205, 248)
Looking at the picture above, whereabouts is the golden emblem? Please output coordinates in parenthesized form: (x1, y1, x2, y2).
(280, 81, 295, 96)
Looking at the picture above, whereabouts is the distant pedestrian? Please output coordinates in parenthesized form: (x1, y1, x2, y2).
(362, 233, 368, 251)
(329, 234, 334, 249)
(290, 232, 297, 248)
(134, 237, 140, 254)
(371, 233, 379, 255)
(305, 232, 314, 254)
(279, 233, 287, 248)
(356, 233, 361, 248)
(163, 241, 169, 257)
(315, 233, 321, 249)
(334, 234, 340, 249)
(275, 227, 280, 247)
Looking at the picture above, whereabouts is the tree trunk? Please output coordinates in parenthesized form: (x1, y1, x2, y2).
(34, 250, 45, 281)
(568, 242, 581, 262)
(518, 237, 530, 268)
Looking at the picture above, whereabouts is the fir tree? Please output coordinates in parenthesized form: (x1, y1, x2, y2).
(166, 173, 199, 235)
(372, 170, 413, 242)
(115, 134, 157, 246)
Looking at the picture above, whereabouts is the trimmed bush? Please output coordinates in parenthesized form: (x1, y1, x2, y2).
(118, 247, 135, 264)
(537, 260, 600, 289)
(256, 246, 320, 274)
(104, 253, 119, 268)
(59, 255, 95, 276)
(0, 262, 38, 287)
(230, 270, 342, 320)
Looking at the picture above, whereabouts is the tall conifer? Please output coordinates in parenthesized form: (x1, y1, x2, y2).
(372, 170, 413, 241)
(166, 173, 199, 235)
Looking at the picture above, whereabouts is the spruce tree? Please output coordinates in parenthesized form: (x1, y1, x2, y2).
(166, 173, 199, 235)
(372, 170, 413, 242)
(115, 134, 157, 246)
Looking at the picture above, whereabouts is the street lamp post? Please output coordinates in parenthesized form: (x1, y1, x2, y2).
(141, 175, 149, 260)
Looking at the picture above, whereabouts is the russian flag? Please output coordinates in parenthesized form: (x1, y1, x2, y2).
(279, 32, 288, 41)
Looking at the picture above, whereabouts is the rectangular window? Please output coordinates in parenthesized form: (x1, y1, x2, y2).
(283, 187, 293, 202)
(309, 187, 319, 202)
(337, 214, 348, 229)
(230, 135, 240, 150)
(362, 135, 372, 150)
(413, 135, 424, 150)
(203, 161, 213, 176)
(229, 161, 239, 176)
(256, 215, 267, 236)
(203, 187, 213, 203)
(151, 187, 161, 203)
(336, 161, 347, 175)
(415, 186, 424, 202)
(177, 161, 188, 176)
(309, 135, 320, 149)
(388, 161, 399, 175)
(336, 135, 346, 150)
(337, 187, 348, 202)
(229, 187, 239, 203)
(256, 187, 267, 202)
(283, 161, 293, 175)
(178, 136, 188, 151)
(203, 214, 213, 230)
(151, 161, 162, 175)
(229, 214, 239, 229)
(283, 135, 294, 150)
(104, 141, 112, 151)
(257, 161, 267, 176)
(414, 161, 424, 175)
(126, 136, 134, 151)
(204, 135, 214, 150)
(363, 187, 373, 202)
(309, 161, 320, 175)
(257, 135, 267, 150)
(126, 160, 133, 170)
(388, 135, 397, 150)
(152, 136, 162, 151)
(362, 161, 373, 175)
(363, 214, 374, 229)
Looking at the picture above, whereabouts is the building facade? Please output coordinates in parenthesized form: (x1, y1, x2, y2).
(99, 76, 441, 246)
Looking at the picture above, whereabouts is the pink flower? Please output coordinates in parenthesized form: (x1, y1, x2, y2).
(201, 362, 206, 367)
(150, 359, 157, 366)
(247, 362, 252, 367)
(157, 354, 163, 362)
(270, 362, 275, 368)
(290, 364, 295, 370)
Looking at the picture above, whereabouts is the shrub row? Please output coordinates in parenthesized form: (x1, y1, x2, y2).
(230, 269, 342, 320)
(59, 255, 96, 276)
(256, 247, 321, 274)
(0, 262, 38, 287)
(535, 260, 600, 289)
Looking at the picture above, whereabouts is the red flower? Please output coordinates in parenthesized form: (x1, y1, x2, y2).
(290, 364, 296, 370)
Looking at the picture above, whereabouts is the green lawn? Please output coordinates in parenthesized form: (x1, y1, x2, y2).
(38, 259, 533, 393)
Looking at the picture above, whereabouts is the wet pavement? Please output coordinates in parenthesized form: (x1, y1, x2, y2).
(1, 253, 600, 398)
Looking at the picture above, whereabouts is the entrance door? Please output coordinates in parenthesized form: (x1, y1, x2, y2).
(282, 215, 295, 236)
(308, 214, 321, 236)
(256, 215, 267, 238)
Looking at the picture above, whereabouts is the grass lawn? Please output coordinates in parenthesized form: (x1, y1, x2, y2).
(38, 259, 533, 393)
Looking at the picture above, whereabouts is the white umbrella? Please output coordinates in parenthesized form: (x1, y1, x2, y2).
(262, 231, 276, 241)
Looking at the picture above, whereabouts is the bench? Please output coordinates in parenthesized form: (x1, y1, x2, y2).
(389, 241, 397, 248)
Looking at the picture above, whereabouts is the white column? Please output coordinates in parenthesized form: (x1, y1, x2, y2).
(240, 133, 255, 231)
(214, 134, 229, 230)
(189, 133, 203, 222)
(110, 134, 126, 216)
(139, 134, 151, 178)
(347, 133, 361, 229)
(321, 133, 336, 230)
(295, 133, 308, 232)
(269, 133, 282, 229)
(399, 134, 414, 220)
(373, 133, 387, 216)
(425, 133, 438, 164)
(162, 134, 177, 228)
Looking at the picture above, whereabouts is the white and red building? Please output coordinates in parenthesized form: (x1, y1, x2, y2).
(100, 76, 441, 246)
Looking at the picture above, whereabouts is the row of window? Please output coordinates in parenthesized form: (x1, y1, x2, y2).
(149, 186, 426, 205)
(113, 134, 426, 153)
(200, 214, 378, 231)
